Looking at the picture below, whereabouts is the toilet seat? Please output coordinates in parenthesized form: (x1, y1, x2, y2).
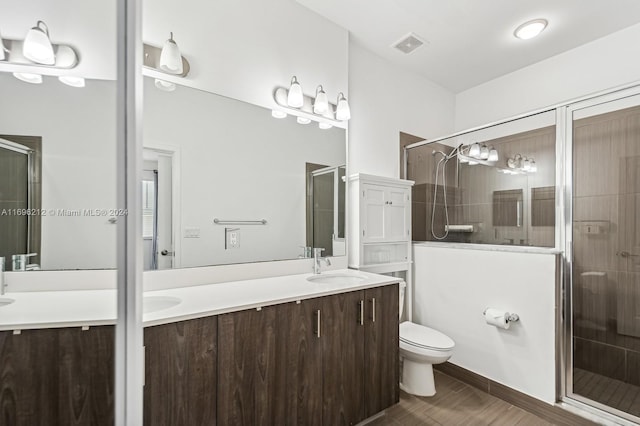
(400, 321, 455, 352)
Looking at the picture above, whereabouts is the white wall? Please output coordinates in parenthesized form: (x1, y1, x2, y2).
(144, 78, 345, 268)
(455, 23, 640, 130)
(413, 244, 558, 404)
(348, 40, 456, 178)
(143, 0, 348, 114)
(0, 73, 117, 270)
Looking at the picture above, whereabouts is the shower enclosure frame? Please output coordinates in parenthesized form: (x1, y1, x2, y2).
(402, 81, 640, 425)
(560, 84, 640, 425)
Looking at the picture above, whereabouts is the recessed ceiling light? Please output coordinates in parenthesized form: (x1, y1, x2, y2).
(514, 19, 548, 40)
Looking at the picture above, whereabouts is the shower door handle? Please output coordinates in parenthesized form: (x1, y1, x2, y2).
(617, 251, 639, 258)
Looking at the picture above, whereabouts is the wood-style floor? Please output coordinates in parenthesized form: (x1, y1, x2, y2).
(573, 368, 640, 419)
(369, 371, 555, 425)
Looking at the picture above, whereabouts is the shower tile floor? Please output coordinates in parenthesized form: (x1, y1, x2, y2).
(573, 368, 640, 419)
(370, 371, 554, 425)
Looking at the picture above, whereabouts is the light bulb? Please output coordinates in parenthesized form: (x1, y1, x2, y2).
(159, 32, 183, 74)
(313, 85, 329, 114)
(154, 79, 176, 92)
(488, 148, 499, 162)
(480, 145, 489, 160)
(319, 122, 333, 129)
(59, 76, 85, 88)
(469, 143, 480, 157)
(271, 110, 287, 119)
(13, 72, 42, 84)
(23, 21, 55, 65)
(336, 92, 351, 121)
(297, 116, 311, 125)
(287, 76, 304, 107)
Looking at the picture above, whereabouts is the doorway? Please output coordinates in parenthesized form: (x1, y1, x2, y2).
(143, 148, 176, 270)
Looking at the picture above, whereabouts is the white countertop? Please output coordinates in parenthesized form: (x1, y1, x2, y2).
(0, 269, 400, 331)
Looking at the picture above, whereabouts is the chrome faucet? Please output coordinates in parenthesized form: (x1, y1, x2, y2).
(313, 248, 331, 274)
(0, 257, 5, 295)
(12, 253, 38, 271)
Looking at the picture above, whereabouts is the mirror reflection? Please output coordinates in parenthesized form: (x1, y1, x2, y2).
(407, 111, 556, 247)
(142, 77, 346, 270)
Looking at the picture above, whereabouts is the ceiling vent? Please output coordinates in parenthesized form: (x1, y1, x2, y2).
(392, 33, 426, 54)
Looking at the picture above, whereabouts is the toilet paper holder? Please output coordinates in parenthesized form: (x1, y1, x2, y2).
(483, 308, 520, 323)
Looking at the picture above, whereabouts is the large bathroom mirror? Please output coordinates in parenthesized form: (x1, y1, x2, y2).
(142, 78, 346, 269)
(0, 72, 117, 271)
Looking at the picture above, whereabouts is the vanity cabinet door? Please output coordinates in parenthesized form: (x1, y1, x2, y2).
(144, 317, 217, 426)
(276, 299, 323, 426)
(364, 284, 399, 417)
(0, 326, 115, 426)
(217, 306, 278, 426)
(321, 291, 365, 426)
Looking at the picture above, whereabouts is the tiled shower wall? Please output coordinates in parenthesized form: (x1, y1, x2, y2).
(408, 127, 556, 248)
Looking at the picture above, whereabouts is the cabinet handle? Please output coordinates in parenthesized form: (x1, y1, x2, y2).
(372, 298, 376, 323)
(315, 310, 321, 338)
(359, 300, 364, 325)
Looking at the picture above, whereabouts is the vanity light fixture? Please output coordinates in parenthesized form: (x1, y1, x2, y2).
(13, 72, 43, 84)
(313, 85, 329, 114)
(457, 143, 499, 166)
(58, 75, 85, 88)
(503, 154, 537, 174)
(335, 92, 351, 121)
(3, 21, 82, 86)
(23, 21, 55, 65)
(273, 76, 351, 127)
(514, 19, 548, 40)
(159, 32, 183, 74)
(287, 76, 304, 107)
(154, 78, 176, 92)
(143, 34, 190, 91)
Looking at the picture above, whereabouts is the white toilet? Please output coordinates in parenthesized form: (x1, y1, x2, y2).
(398, 282, 455, 397)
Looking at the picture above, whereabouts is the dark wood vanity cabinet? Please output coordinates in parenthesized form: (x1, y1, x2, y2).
(143, 316, 217, 426)
(217, 301, 323, 426)
(364, 284, 400, 418)
(216, 283, 399, 426)
(0, 326, 115, 426)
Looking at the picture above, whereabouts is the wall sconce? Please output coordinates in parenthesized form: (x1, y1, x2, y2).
(458, 143, 498, 166)
(273, 75, 351, 128)
(499, 154, 537, 174)
(143, 32, 190, 91)
(0, 21, 82, 87)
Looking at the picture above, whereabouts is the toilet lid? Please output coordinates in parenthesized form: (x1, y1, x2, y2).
(400, 321, 455, 351)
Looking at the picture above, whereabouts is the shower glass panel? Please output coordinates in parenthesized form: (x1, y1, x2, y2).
(310, 165, 346, 257)
(569, 93, 640, 421)
(406, 111, 556, 247)
(0, 142, 29, 260)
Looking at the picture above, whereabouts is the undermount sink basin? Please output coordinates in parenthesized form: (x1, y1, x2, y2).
(307, 274, 367, 285)
(0, 298, 15, 308)
(143, 296, 182, 314)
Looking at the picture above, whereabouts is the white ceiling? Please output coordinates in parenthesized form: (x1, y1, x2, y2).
(296, 0, 640, 93)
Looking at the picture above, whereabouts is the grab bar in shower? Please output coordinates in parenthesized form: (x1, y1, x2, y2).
(213, 218, 267, 225)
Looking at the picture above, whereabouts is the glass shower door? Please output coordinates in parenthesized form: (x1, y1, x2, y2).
(568, 92, 640, 421)
(0, 139, 30, 262)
